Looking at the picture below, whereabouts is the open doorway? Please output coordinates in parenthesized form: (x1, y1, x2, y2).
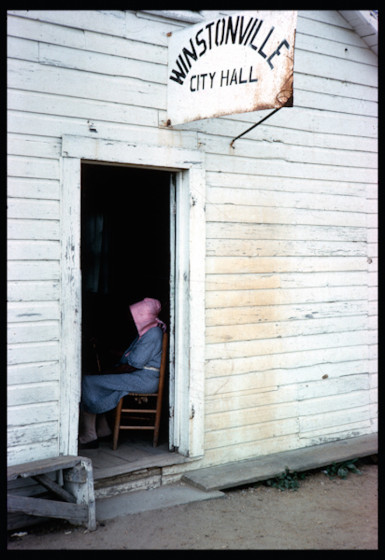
(80, 162, 172, 450)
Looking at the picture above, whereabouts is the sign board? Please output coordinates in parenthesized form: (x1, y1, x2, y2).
(167, 11, 297, 125)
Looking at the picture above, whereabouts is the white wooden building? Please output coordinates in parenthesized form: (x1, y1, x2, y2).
(7, 9, 377, 483)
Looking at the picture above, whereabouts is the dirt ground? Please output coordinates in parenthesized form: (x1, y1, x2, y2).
(7, 457, 378, 550)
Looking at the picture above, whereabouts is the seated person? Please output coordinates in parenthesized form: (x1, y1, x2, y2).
(79, 297, 166, 449)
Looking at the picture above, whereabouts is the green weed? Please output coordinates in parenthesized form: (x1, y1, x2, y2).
(264, 458, 362, 492)
(265, 467, 306, 491)
(323, 459, 362, 480)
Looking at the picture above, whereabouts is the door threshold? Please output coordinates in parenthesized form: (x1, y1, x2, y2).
(79, 434, 188, 482)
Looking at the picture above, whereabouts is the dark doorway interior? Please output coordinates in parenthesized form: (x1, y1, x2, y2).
(80, 163, 171, 445)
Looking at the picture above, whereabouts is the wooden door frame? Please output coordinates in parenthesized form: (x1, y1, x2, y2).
(60, 135, 205, 458)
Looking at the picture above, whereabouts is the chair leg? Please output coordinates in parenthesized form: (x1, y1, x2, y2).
(112, 398, 123, 450)
(153, 413, 161, 447)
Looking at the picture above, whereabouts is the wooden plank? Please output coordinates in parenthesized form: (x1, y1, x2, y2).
(8, 261, 60, 281)
(300, 10, 351, 28)
(8, 59, 165, 109)
(207, 222, 367, 242)
(206, 300, 367, 327)
(33, 474, 77, 503)
(61, 135, 203, 170)
(205, 153, 377, 184)
(206, 171, 369, 197)
(298, 373, 369, 400)
(207, 238, 366, 257)
(205, 135, 378, 170)
(206, 315, 368, 344)
(206, 344, 368, 378)
(206, 418, 298, 449)
(294, 73, 377, 106)
(8, 321, 59, 344)
(206, 256, 367, 275)
(298, 13, 366, 46)
(38, 41, 167, 84)
(299, 406, 370, 433)
(7, 423, 58, 448)
(8, 443, 60, 467)
(206, 401, 298, 431)
(8, 105, 197, 151)
(8, 381, 60, 406)
(206, 285, 367, 308)
(296, 29, 377, 65)
(183, 434, 378, 491)
(206, 205, 368, 228)
(7, 134, 61, 159)
(299, 389, 369, 416)
(295, 49, 377, 87)
(7, 301, 60, 323)
(7, 13, 86, 49)
(295, 86, 377, 118)
(8, 240, 60, 260)
(8, 155, 60, 180)
(8, 9, 127, 38)
(206, 359, 369, 396)
(7, 281, 60, 302)
(183, 103, 378, 138)
(84, 28, 166, 64)
(7, 177, 60, 201)
(7, 494, 88, 522)
(206, 186, 372, 213)
(7, 455, 83, 480)
(205, 330, 370, 361)
(8, 219, 60, 240)
(7, 402, 58, 425)
(206, 271, 368, 290)
(206, 385, 293, 410)
(8, 9, 182, 46)
(8, 89, 159, 129)
(7, 198, 60, 220)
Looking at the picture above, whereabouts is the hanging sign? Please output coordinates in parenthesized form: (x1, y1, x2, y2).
(166, 11, 297, 126)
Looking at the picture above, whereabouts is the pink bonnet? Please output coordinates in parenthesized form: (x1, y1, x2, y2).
(129, 297, 166, 337)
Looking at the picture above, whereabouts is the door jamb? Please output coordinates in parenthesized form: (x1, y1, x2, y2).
(60, 136, 205, 459)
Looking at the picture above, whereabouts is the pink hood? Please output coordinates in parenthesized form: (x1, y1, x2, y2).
(129, 298, 166, 337)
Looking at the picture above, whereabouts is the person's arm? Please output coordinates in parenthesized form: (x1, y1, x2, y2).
(125, 328, 162, 369)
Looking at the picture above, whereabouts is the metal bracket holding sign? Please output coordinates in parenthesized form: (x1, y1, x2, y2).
(167, 10, 297, 126)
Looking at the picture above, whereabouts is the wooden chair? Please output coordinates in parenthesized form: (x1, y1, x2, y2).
(112, 332, 168, 450)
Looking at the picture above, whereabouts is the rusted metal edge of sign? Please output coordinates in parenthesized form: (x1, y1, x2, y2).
(166, 11, 297, 126)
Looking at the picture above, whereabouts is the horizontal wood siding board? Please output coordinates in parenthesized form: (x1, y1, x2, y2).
(206, 286, 367, 308)
(205, 330, 370, 361)
(206, 344, 368, 378)
(206, 315, 368, 344)
(206, 360, 369, 396)
(8, 402, 59, 425)
(207, 239, 367, 257)
(8, 59, 166, 111)
(7, 302, 60, 323)
(206, 301, 367, 329)
(206, 272, 368, 293)
(206, 222, 367, 241)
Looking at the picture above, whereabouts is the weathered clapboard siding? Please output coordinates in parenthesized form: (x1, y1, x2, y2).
(6, 9, 194, 465)
(7, 9, 377, 469)
(201, 11, 377, 464)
